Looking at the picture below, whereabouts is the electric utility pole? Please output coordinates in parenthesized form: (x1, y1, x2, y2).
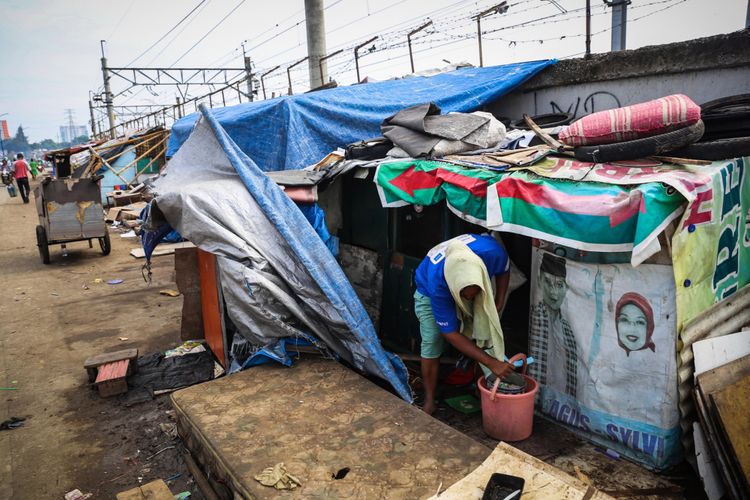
(242, 42, 254, 101)
(305, 0, 327, 89)
(100, 41, 117, 138)
(605, 0, 630, 51)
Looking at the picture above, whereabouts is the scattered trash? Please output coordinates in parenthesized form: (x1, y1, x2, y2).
(64, 489, 92, 500)
(108, 279, 124, 285)
(0, 416, 25, 430)
(173, 492, 191, 499)
(120, 230, 137, 238)
(165, 473, 183, 482)
(594, 447, 621, 460)
(160, 422, 179, 439)
(11, 380, 17, 384)
(0, 388, 18, 390)
(444, 394, 482, 414)
(146, 445, 175, 461)
(254, 463, 302, 490)
(164, 341, 205, 358)
(159, 289, 181, 297)
(82, 284, 89, 290)
(118, 337, 129, 341)
(50, 292, 59, 296)
(93, 278, 103, 284)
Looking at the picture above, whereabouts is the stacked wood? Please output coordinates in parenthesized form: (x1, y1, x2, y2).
(694, 354, 750, 499)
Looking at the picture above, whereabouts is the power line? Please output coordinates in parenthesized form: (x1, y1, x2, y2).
(143, 0, 213, 67)
(170, 0, 248, 67)
(124, 0, 207, 67)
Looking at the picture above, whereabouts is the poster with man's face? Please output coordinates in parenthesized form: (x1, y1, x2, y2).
(528, 248, 680, 470)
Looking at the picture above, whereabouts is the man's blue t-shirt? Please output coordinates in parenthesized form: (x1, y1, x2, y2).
(415, 234, 509, 334)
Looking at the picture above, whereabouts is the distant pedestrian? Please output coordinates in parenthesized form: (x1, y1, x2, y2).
(12, 153, 31, 203)
(29, 157, 39, 179)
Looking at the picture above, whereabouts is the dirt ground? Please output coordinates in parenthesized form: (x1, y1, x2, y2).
(0, 180, 203, 499)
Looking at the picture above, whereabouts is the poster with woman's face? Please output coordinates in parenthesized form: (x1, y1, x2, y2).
(529, 248, 680, 470)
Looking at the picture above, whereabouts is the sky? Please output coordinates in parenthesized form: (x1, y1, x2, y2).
(0, 0, 747, 143)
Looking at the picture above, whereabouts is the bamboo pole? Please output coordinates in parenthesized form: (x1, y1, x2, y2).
(113, 133, 168, 176)
(87, 146, 132, 187)
(132, 144, 166, 183)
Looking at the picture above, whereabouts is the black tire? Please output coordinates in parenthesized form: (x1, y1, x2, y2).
(573, 120, 705, 163)
(99, 230, 111, 256)
(701, 94, 750, 114)
(511, 113, 574, 130)
(36, 225, 50, 264)
(672, 136, 750, 161)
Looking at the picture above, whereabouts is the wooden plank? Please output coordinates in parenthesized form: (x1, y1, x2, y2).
(711, 375, 750, 492)
(694, 387, 743, 500)
(95, 360, 129, 383)
(116, 479, 174, 500)
(130, 241, 195, 259)
(696, 354, 750, 396)
(197, 249, 225, 367)
(84, 348, 138, 369)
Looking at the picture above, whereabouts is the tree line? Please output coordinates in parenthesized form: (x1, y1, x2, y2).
(2, 125, 89, 157)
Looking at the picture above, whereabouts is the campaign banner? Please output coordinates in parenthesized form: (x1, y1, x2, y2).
(375, 159, 501, 225)
(375, 161, 686, 265)
(524, 156, 713, 202)
(528, 248, 680, 470)
(672, 157, 750, 330)
(486, 171, 685, 266)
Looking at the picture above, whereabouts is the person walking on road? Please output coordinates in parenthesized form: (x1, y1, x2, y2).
(12, 153, 31, 203)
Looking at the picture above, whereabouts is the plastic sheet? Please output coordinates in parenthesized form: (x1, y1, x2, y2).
(148, 105, 412, 401)
(166, 60, 554, 171)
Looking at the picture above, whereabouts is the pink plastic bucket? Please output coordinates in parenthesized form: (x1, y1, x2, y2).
(477, 353, 538, 441)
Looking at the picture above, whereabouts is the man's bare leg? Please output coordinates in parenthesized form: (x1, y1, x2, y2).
(421, 357, 440, 415)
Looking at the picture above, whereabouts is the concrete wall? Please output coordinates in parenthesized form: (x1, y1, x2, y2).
(493, 66, 750, 121)
(489, 29, 750, 122)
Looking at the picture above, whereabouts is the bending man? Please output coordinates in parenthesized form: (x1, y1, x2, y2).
(414, 233, 512, 414)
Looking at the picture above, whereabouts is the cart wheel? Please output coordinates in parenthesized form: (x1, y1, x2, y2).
(36, 225, 50, 264)
(99, 230, 111, 256)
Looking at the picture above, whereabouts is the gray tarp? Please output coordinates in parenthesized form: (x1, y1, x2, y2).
(149, 107, 411, 401)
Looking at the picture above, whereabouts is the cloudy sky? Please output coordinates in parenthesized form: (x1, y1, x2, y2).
(0, 0, 746, 142)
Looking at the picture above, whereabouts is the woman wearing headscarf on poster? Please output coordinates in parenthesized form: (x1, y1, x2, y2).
(615, 292, 656, 355)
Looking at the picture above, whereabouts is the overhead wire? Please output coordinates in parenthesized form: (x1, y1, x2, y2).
(123, 0, 207, 67)
(170, 0, 248, 67)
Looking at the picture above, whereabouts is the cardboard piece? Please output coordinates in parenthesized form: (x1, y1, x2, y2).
(116, 479, 173, 500)
(431, 442, 613, 499)
(130, 241, 195, 259)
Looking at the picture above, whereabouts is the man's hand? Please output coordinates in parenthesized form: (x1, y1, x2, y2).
(488, 358, 513, 380)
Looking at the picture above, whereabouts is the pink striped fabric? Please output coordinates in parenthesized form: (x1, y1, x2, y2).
(558, 94, 701, 147)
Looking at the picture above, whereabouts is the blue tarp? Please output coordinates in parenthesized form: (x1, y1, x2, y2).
(167, 60, 554, 171)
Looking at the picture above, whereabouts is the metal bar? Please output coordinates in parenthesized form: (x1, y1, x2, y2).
(585, 0, 591, 57)
(261, 65, 280, 100)
(318, 49, 343, 85)
(354, 36, 378, 83)
(407, 21, 432, 73)
(286, 57, 308, 95)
